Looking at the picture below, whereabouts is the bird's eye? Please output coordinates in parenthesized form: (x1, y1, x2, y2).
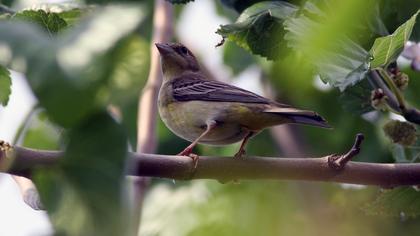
(180, 46, 188, 55)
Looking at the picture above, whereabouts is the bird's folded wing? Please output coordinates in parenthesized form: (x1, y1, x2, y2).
(171, 73, 289, 106)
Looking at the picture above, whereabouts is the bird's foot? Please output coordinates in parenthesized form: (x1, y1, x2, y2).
(234, 149, 246, 159)
(178, 149, 199, 170)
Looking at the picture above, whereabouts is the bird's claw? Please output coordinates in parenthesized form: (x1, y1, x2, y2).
(178, 149, 199, 170)
(234, 149, 246, 159)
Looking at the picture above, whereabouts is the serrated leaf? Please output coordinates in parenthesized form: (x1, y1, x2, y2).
(0, 64, 11, 106)
(216, 1, 298, 60)
(370, 10, 419, 69)
(13, 10, 68, 35)
(34, 112, 129, 236)
(365, 187, 420, 218)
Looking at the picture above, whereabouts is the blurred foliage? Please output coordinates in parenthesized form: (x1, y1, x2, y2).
(0, 65, 11, 106)
(222, 41, 256, 75)
(0, 5, 144, 127)
(13, 10, 68, 34)
(141, 181, 420, 236)
(0, 3, 147, 236)
(19, 109, 62, 150)
(166, 0, 195, 4)
(0, 0, 420, 235)
(34, 112, 129, 236)
(365, 187, 420, 218)
(339, 79, 374, 115)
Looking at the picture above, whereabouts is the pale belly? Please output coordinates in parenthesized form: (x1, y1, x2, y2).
(158, 101, 251, 145)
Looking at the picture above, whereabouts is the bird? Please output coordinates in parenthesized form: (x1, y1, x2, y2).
(155, 42, 330, 165)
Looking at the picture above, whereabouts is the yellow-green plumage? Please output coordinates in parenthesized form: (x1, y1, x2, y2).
(156, 42, 330, 157)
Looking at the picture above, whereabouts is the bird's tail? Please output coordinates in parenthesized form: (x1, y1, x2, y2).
(264, 108, 331, 129)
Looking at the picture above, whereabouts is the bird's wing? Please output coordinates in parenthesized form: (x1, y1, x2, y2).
(171, 73, 289, 106)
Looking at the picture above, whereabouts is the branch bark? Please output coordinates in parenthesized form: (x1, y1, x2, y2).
(2, 136, 420, 188)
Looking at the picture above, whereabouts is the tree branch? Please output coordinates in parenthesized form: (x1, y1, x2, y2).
(2, 136, 420, 188)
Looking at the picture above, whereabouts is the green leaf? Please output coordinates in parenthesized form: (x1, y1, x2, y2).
(370, 10, 419, 69)
(34, 112, 129, 236)
(283, 0, 371, 91)
(365, 187, 420, 218)
(13, 10, 68, 35)
(0, 5, 144, 127)
(339, 79, 373, 114)
(20, 110, 62, 150)
(216, 1, 298, 60)
(0, 65, 11, 106)
(223, 41, 256, 75)
(57, 8, 84, 27)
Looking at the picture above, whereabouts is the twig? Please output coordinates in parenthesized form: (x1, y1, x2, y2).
(369, 70, 420, 125)
(3, 134, 420, 188)
(328, 133, 364, 170)
(377, 68, 406, 110)
(133, 0, 173, 233)
(368, 70, 400, 112)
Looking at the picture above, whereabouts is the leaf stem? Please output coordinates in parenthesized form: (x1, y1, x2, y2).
(377, 68, 406, 111)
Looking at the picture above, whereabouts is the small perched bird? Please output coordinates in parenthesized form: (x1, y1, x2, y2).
(156, 42, 330, 163)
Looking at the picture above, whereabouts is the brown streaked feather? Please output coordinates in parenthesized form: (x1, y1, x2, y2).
(171, 73, 290, 106)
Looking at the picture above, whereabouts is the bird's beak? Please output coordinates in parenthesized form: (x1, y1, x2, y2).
(155, 43, 173, 55)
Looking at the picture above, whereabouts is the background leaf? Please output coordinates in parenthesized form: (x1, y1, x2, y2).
(283, 0, 372, 91)
(216, 1, 298, 60)
(339, 78, 374, 114)
(369, 10, 419, 69)
(34, 112, 129, 236)
(0, 5, 144, 127)
(0, 65, 11, 106)
(365, 187, 420, 218)
(13, 10, 68, 35)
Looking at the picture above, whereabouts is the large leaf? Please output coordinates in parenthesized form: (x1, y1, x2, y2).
(216, 1, 298, 60)
(365, 187, 420, 218)
(13, 10, 68, 35)
(0, 5, 144, 127)
(370, 10, 419, 69)
(0, 65, 11, 106)
(283, 0, 372, 91)
(34, 112, 129, 236)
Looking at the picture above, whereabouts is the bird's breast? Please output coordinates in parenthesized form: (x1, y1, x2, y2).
(158, 100, 251, 145)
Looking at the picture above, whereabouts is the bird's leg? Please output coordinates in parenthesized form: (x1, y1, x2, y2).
(234, 131, 255, 158)
(178, 120, 217, 168)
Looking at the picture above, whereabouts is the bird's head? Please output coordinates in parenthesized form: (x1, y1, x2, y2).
(155, 42, 200, 78)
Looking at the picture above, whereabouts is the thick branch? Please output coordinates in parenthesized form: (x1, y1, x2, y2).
(3, 143, 420, 188)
